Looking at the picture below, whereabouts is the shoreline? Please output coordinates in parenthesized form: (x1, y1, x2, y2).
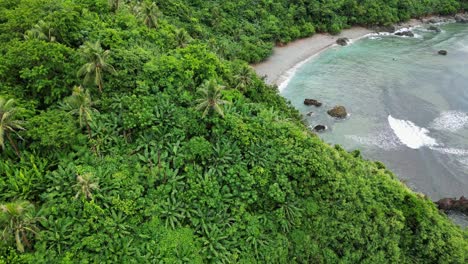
(252, 19, 425, 91)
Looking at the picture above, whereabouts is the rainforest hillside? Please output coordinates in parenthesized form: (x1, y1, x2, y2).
(0, 0, 467, 263)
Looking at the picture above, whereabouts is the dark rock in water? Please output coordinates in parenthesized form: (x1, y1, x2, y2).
(336, 38, 349, 46)
(428, 25, 441, 33)
(395, 30, 414, 37)
(436, 196, 468, 214)
(304, 99, 322, 107)
(313, 125, 326, 132)
(306, 111, 314, 116)
(438, 50, 448, 55)
(455, 14, 468, 23)
(327, 106, 348, 119)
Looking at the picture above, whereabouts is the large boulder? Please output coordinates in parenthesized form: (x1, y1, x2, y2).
(395, 30, 414, 37)
(327, 106, 348, 119)
(438, 50, 447, 56)
(304, 99, 322, 107)
(313, 125, 327, 132)
(336, 38, 349, 46)
(436, 196, 468, 213)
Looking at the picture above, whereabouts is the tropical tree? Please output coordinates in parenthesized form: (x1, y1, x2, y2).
(0, 201, 40, 253)
(0, 97, 24, 158)
(62, 86, 98, 138)
(195, 79, 227, 118)
(175, 28, 192, 48)
(137, 1, 161, 29)
(74, 173, 99, 200)
(234, 66, 254, 91)
(109, 0, 120, 13)
(77, 41, 116, 93)
(23, 20, 56, 42)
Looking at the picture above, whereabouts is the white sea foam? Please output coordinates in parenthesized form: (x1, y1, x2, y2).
(430, 147, 468, 156)
(388, 115, 438, 149)
(430, 111, 468, 132)
(346, 130, 401, 150)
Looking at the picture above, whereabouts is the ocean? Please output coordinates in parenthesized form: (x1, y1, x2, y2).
(281, 23, 468, 226)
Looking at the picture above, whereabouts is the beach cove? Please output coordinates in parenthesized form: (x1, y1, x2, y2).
(254, 18, 468, 225)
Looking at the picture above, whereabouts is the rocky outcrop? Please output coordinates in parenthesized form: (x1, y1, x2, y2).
(436, 196, 468, 213)
(327, 106, 348, 119)
(304, 99, 322, 107)
(438, 50, 447, 55)
(428, 25, 441, 33)
(313, 125, 326, 132)
(336, 38, 349, 46)
(395, 30, 414, 37)
(455, 14, 468, 23)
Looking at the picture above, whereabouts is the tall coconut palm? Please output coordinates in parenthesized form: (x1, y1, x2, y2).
(62, 86, 98, 138)
(0, 201, 40, 253)
(137, 1, 161, 29)
(74, 173, 99, 200)
(77, 41, 116, 93)
(23, 20, 56, 42)
(0, 97, 24, 158)
(195, 79, 228, 118)
(234, 66, 253, 91)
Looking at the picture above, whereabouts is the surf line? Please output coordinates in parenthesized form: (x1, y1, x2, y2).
(388, 115, 438, 149)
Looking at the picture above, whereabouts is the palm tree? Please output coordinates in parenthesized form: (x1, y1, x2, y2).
(137, 1, 161, 29)
(175, 28, 192, 48)
(234, 66, 253, 91)
(74, 173, 99, 200)
(108, 0, 120, 13)
(23, 20, 56, 42)
(77, 41, 116, 93)
(195, 79, 228, 118)
(0, 97, 24, 158)
(0, 201, 40, 253)
(62, 86, 98, 138)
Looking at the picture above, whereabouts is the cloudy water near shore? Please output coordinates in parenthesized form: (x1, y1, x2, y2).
(281, 23, 468, 223)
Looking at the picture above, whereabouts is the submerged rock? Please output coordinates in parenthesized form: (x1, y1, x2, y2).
(306, 111, 314, 116)
(395, 30, 414, 37)
(438, 50, 448, 55)
(336, 38, 349, 46)
(304, 99, 322, 107)
(428, 25, 441, 33)
(313, 125, 327, 132)
(327, 106, 348, 119)
(436, 196, 468, 214)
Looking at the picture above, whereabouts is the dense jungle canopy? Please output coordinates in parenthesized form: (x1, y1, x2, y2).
(0, 0, 467, 263)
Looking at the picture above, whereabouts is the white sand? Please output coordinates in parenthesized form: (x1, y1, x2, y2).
(253, 20, 422, 88)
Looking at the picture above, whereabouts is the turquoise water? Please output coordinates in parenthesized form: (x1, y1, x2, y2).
(282, 23, 468, 223)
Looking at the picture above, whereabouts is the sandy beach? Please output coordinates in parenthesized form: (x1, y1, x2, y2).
(253, 19, 423, 89)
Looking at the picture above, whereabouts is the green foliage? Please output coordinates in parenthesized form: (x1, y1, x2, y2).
(0, 201, 40, 253)
(77, 40, 116, 93)
(0, 97, 25, 158)
(195, 79, 228, 118)
(0, 0, 467, 263)
(24, 109, 83, 153)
